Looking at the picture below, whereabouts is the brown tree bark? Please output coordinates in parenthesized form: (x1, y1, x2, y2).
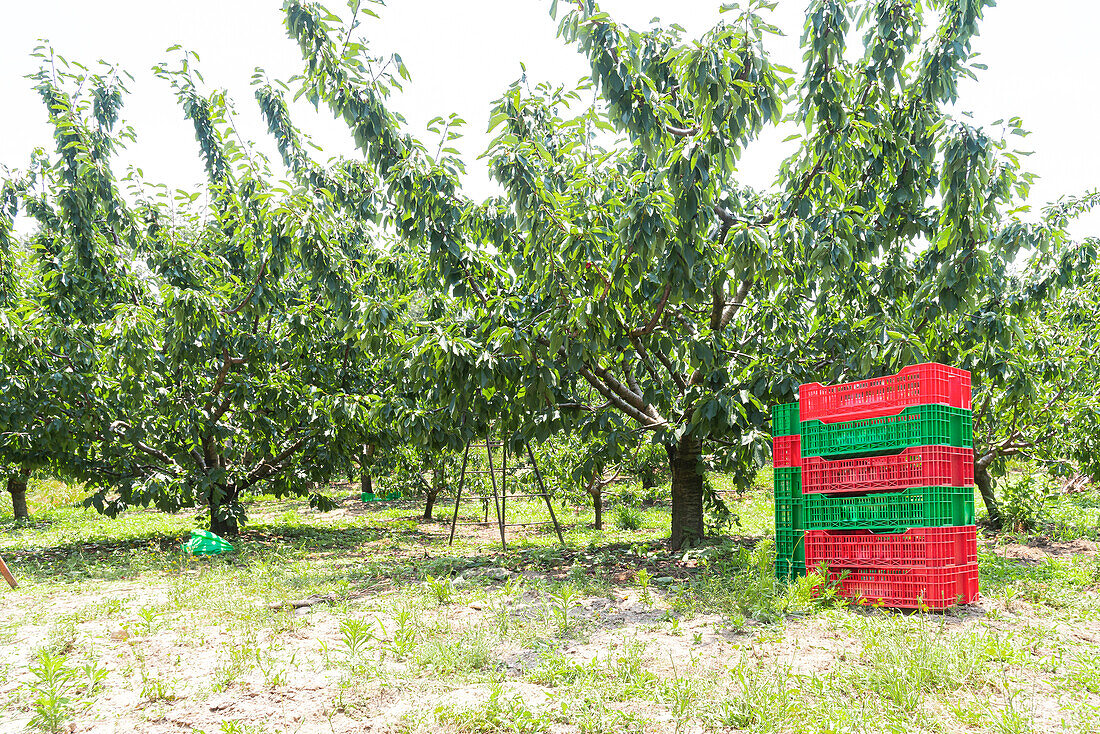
(424, 465, 443, 520)
(7, 469, 29, 520)
(975, 464, 1002, 530)
(361, 444, 375, 495)
(210, 485, 240, 537)
(668, 435, 704, 550)
(587, 473, 603, 530)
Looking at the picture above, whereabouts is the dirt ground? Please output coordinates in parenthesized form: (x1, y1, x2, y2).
(3, 501, 1100, 734)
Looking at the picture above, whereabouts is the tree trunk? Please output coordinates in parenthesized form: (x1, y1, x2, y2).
(7, 470, 29, 520)
(424, 466, 443, 520)
(209, 484, 240, 537)
(668, 435, 704, 550)
(975, 465, 1002, 530)
(360, 444, 374, 495)
(587, 474, 603, 530)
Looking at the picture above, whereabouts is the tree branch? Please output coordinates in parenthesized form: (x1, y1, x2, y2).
(592, 363, 665, 423)
(650, 344, 687, 392)
(208, 352, 233, 404)
(975, 428, 1058, 471)
(190, 448, 209, 473)
(206, 350, 248, 407)
(239, 435, 310, 491)
(578, 366, 656, 427)
(719, 278, 754, 330)
(209, 394, 234, 425)
(629, 335, 666, 390)
(459, 259, 489, 306)
(108, 421, 173, 465)
(222, 259, 268, 315)
(624, 358, 642, 397)
(630, 282, 672, 337)
(713, 205, 774, 232)
(709, 282, 724, 332)
(665, 123, 699, 137)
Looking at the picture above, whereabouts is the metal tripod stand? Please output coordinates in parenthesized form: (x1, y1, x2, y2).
(447, 434, 564, 550)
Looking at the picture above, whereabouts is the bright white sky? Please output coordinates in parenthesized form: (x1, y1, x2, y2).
(1, 1, 1097, 234)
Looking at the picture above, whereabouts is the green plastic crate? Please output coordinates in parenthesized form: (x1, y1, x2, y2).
(776, 527, 805, 564)
(775, 464, 804, 581)
(800, 405, 973, 458)
(775, 496, 804, 531)
(803, 486, 976, 530)
(772, 402, 800, 437)
(775, 557, 806, 581)
(774, 467, 802, 500)
(775, 468, 804, 532)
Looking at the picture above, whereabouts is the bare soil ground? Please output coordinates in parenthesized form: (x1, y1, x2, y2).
(3, 498, 1100, 733)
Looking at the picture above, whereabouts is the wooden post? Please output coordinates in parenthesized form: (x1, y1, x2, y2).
(0, 553, 16, 590)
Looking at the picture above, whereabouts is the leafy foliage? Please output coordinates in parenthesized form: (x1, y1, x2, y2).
(1, 0, 1095, 542)
(280, 0, 1096, 546)
(0, 46, 419, 532)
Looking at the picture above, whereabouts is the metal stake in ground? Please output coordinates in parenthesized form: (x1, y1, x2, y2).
(485, 436, 506, 550)
(447, 443, 472, 546)
(0, 553, 17, 589)
(526, 441, 565, 545)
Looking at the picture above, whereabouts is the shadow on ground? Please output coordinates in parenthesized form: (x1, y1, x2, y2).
(2, 521, 403, 584)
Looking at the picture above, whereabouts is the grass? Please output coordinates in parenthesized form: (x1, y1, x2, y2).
(1, 468, 1099, 732)
(434, 678, 552, 733)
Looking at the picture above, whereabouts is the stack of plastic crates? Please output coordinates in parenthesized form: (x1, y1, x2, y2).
(772, 402, 804, 580)
(795, 364, 979, 609)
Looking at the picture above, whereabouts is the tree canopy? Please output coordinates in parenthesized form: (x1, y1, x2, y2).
(0, 0, 1096, 542)
(282, 0, 1097, 545)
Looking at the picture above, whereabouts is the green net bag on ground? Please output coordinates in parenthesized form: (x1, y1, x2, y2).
(183, 529, 234, 555)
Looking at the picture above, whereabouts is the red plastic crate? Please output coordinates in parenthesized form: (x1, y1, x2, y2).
(773, 434, 801, 468)
(804, 526, 977, 568)
(801, 446, 974, 495)
(816, 563, 979, 609)
(799, 363, 971, 423)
